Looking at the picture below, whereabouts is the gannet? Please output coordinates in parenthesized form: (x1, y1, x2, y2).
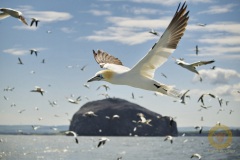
(194, 126, 203, 134)
(83, 111, 98, 117)
(18, 57, 24, 65)
(112, 115, 120, 119)
(164, 135, 173, 144)
(137, 113, 152, 126)
(30, 49, 38, 56)
(96, 84, 110, 91)
(198, 93, 215, 105)
(32, 125, 40, 130)
(88, 2, 189, 98)
(161, 73, 167, 78)
(191, 153, 201, 159)
(30, 18, 39, 27)
(197, 23, 206, 26)
(31, 86, 44, 96)
(80, 64, 88, 71)
(97, 137, 110, 148)
(195, 45, 199, 55)
(180, 89, 190, 104)
(149, 28, 159, 36)
(174, 58, 215, 81)
(66, 96, 81, 104)
(0, 8, 28, 25)
(65, 131, 78, 144)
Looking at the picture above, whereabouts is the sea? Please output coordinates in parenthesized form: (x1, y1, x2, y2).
(0, 136, 239, 160)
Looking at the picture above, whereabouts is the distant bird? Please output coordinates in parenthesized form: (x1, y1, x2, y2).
(97, 137, 110, 147)
(83, 84, 90, 89)
(191, 153, 202, 159)
(180, 89, 190, 104)
(41, 59, 45, 63)
(30, 18, 39, 27)
(49, 100, 57, 107)
(4, 86, 15, 91)
(66, 96, 81, 104)
(18, 109, 26, 114)
(112, 115, 120, 119)
(98, 93, 110, 98)
(87, 2, 189, 99)
(31, 86, 44, 96)
(131, 92, 135, 99)
(46, 30, 52, 34)
(169, 117, 175, 127)
(137, 113, 152, 126)
(194, 126, 203, 134)
(0, 8, 28, 25)
(173, 58, 215, 81)
(164, 135, 173, 144)
(65, 131, 78, 144)
(18, 57, 23, 65)
(211, 66, 216, 70)
(32, 125, 40, 130)
(200, 105, 212, 110)
(83, 111, 97, 117)
(195, 45, 199, 55)
(225, 101, 229, 106)
(161, 73, 167, 78)
(30, 49, 38, 56)
(3, 96, 8, 101)
(217, 97, 223, 107)
(197, 93, 215, 105)
(80, 64, 88, 71)
(96, 84, 110, 91)
(216, 121, 221, 126)
(197, 23, 206, 27)
(229, 109, 233, 114)
(149, 28, 159, 36)
(217, 108, 225, 114)
(11, 103, 16, 107)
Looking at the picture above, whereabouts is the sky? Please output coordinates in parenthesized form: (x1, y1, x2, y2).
(0, 0, 239, 128)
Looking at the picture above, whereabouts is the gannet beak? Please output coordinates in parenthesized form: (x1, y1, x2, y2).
(87, 75, 102, 82)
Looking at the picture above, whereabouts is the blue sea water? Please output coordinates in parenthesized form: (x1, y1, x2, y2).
(0, 136, 239, 160)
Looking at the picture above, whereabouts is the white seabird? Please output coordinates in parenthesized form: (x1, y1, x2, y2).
(164, 135, 173, 144)
(31, 86, 44, 96)
(97, 137, 110, 148)
(83, 111, 98, 117)
(66, 96, 81, 104)
(137, 113, 152, 126)
(0, 8, 28, 25)
(87, 2, 189, 98)
(149, 28, 159, 36)
(65, 131, 78, 144)
(96, 84, 110, 91)
(191, 153, 201, 159)
(30, 49, 38, 56)
(30, 18, 40, 27)
(173, 58, 215, 81)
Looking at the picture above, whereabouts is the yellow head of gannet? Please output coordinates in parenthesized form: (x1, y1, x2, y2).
(87, 2, 189, 98)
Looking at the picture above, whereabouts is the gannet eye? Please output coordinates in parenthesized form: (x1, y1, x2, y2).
(97, 74, 103, 79)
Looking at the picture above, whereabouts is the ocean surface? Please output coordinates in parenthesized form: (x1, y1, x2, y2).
(0, 135, 239, 160)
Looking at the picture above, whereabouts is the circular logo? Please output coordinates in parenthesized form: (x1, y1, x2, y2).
(208, 124, 232, 149)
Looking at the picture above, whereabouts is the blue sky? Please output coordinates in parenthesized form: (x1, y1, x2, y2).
(0, 0, 239, 127)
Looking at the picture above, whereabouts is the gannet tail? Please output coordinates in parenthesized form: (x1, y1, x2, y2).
(160, 85, 185, 98)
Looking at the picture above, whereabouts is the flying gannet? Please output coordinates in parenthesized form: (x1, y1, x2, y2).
(18, 57, 24, 65)
(30, 18, 39, 27)
(31, 86, 44, 96)
(0, 8, 28, 25)
(97, 137, 110, 148)
(30, 49, 38, 56)
(87, 2, 189, 98)
(191, 153, 202, 159)
(164, 135, 173, 144)
(149, 28, 159, 36)
(173, 58, 215, 81)
(65, 131, 78, 144)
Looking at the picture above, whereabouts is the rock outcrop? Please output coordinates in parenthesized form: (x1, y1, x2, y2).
(69, 98, 178, 136)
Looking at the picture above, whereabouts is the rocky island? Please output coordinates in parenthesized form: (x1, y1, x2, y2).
(69, 98, 178, 136)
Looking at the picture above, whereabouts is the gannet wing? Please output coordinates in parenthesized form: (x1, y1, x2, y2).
(92, 50, 130, 73)
(130, 2, 189, 79)
(191, 60, 215, 67)
(0, 12, 10, 19)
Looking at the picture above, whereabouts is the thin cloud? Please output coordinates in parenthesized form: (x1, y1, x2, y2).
(198, 35, 240, 46)
(60, 27, 76, 33)
(83, 16, 172, 45)
(88, 9, 111, 16)
(131, 0, 213, 5)
(198, 4, 237, 14)
(3, 48, 28, 56)
(193, 68, 240, 84)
